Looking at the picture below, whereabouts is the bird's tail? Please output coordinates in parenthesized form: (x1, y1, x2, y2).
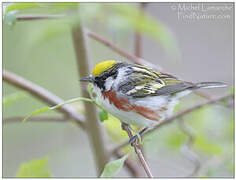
(194, 82, 227, 89)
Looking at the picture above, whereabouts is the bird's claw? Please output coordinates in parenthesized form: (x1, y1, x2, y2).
(129, 135, 138, 146)
(129, 133, 142, 146)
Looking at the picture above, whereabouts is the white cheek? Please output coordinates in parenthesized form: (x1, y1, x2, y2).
(113, 67, 127, 89)
(104, 77, 114, 91)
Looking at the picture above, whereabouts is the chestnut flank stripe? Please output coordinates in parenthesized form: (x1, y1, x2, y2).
(102, 90, 161, 121)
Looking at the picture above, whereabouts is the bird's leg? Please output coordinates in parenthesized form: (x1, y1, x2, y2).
(121, 123, 148, 146)
(121, 123, 138, 146)
(129, 127, 148, 145)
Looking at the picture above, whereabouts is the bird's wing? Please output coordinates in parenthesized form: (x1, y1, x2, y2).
(118, 65, 194, 98)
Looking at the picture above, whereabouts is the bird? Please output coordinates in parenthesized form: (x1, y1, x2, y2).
(80, 60, 226, 143)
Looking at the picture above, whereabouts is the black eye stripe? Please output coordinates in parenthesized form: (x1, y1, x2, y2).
(94, 62, 128, 91)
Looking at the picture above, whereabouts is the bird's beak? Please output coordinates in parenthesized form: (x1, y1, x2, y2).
(80, 75, 94, 83)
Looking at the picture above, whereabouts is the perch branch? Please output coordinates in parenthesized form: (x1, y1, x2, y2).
(121, 123, 153, 178)
(111, 93, 234, 154)
(3, 69, 86, 128)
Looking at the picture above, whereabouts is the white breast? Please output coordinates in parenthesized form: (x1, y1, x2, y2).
(94, 86, 166, 127)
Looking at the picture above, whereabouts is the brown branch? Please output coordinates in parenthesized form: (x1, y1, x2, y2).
(3, 116, 69, 125)
(3, 69, 86, 128)
(71, 24, 109, 175)
(111, 93, 234, 154)
(121, 124, 153, 178)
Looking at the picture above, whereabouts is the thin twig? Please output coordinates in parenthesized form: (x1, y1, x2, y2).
(111, 94, 234, 154)
(3, 69, 86, 128)
(3, 116, 69, 125)
(122, 123, 153, 178)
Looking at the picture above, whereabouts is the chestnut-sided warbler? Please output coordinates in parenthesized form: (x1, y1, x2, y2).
(81, 60, 226, 132)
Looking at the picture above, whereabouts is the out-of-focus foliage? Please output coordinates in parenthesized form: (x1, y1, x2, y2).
(4, 2, 79, 15)
(194, 135, 222, 155)
(3, 2, 180, 59)
(103, 115, 129, 142)
(16, 157, 51, 177)
(100, 155, 127, 177)
(164, 126, 187, 151)
(4, 2, 42, 14)
(229, 87, 234, 94)
(3, 2, 233, 177)
(3, 92, 28, 107)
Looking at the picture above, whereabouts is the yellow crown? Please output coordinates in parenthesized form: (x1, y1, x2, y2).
(92, 60, 117, 76)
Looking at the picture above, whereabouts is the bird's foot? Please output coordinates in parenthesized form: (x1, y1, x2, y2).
(129, 133, 142, 146)
(121, 123, 148, 146)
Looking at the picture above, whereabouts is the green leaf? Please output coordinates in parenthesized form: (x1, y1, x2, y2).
(4, 3, 42, 14)
(100, 155, 127, 177)
(16, 157, 51, 178)
(23, 97, 92, 122)
(3, 92, 27, 107)
(98, 110, 108, 122)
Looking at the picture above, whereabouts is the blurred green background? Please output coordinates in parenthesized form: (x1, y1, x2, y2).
(3, 2, 234, 177)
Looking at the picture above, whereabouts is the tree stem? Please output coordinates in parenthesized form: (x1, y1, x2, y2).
(71, 24, 109, 175)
